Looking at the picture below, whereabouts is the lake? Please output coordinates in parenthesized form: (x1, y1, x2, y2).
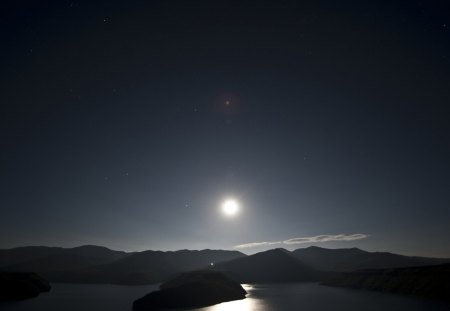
(1, 282, 449, 311)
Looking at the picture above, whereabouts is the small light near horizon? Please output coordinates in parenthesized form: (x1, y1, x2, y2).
(222, 199, 239, 217)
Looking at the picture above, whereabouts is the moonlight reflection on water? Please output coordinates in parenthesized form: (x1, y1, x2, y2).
(200, 285, 261, 311)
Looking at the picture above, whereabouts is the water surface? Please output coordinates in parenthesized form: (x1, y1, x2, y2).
(1, 282, 448, 311)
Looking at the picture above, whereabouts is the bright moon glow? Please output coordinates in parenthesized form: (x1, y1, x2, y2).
(222, 199, 239, 216)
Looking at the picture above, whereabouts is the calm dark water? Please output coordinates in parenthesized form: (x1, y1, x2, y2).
(0, 282, 448, 311)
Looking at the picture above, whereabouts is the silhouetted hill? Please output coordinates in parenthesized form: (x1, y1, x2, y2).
(292, 246, 449, 272)
(322, 263, 450, 302)
(211, 248, 326, 283)
(67, 245, 132, 260)
(54, 249, 246, 285)
(1, 245, 130, 280)
(3, 245, 448, 286)
(0, 246, 62, 267)
(0, 246, 245, 285)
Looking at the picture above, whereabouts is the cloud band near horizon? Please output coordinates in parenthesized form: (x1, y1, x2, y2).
(234, 233, 369, 249)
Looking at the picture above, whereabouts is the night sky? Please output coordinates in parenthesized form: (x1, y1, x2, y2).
(1, 0, 450, 257)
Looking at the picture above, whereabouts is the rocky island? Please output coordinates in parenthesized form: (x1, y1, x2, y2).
(133, 270, 247, 310)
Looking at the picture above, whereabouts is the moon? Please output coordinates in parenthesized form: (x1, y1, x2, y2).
(221, 199, 239, 217)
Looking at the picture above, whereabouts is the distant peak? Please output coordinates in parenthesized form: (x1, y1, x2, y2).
(71, 245, 111, 251)
(295, 246, 328, 252)
(350, 247, 363, 251)
(294, 246, 367, 253)
(69, 245, 127, 254)
(258, 248, 291, 255)
(270, 248, 289, 252)
(73, 244, 105, 249)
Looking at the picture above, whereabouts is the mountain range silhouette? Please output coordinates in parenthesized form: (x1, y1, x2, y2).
(2, 245, 448, 285)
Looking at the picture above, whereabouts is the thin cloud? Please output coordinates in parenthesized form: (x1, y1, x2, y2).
(234, 233, 369, 249)
(284, 234, 369, 245)
(233, 241, 280, 249)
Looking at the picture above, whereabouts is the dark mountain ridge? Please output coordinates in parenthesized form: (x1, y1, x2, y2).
(0, 246, 246, 285)
(1, 245, 448, 285)
(0, 246, 63, 267)
(292, 246, 449, 272)
(1, 245, 130, 280)
(57, 249, 246, 285)
(211, 248, 328, 283)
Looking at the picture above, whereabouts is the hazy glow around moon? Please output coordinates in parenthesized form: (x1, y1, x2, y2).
(222, 199, 239, 216)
